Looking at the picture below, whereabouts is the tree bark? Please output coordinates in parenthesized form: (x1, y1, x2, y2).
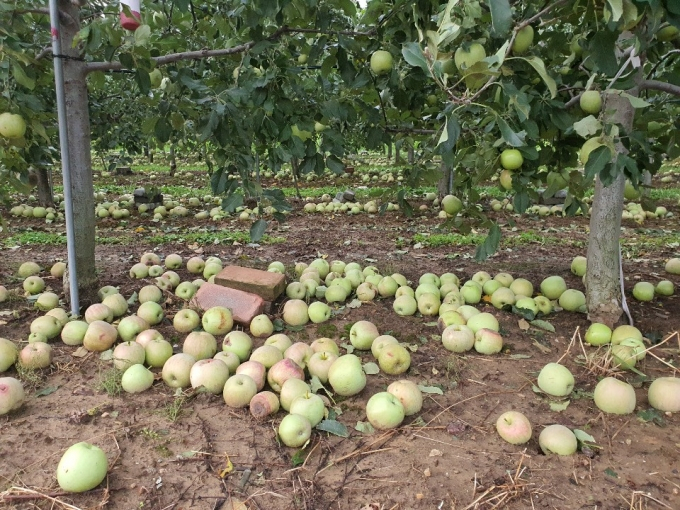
(585, 88, 637, 326)
(407, 146, 414, 164)
(34, 167, 54, 207)
(437, 160, 452, 197)
(169, 144, 177, 176)
(60, 0, 97, 303)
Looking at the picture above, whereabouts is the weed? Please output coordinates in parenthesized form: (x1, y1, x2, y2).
(316, 323, 339, 338)
(96, 367, 123, 397)
(162, 395, 187, 422)
(15, 363, 44, 389)
(140, 427, 162, 440)
(444, 354, 465, 384)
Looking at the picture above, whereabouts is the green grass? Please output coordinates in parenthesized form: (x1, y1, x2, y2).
(649, 188, 680, 201)
(96, 367, 123, 397)
(145, 230, 285, 245)
(1, 231, 132, 247)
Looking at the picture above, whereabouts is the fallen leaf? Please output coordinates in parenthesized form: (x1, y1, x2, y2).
(429, 449, 443, 457)
(518, 318, 530, 330)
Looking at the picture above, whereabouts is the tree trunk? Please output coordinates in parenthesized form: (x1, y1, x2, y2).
(407, 146, 414, 164)
(585, 173, 625, 326)
(585, 87, 637, 326)
(34, 167, 54, 207)
(169, 144, 177, 176)
(437, 160, 452, 197)
(395, 145, 401, 164)
(60, 0, 97, 303)
(386, 142, 392, 160)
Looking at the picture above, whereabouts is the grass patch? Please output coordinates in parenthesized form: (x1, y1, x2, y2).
(96, 367, 123, 397)
(162, 395, 188, 422)
(145, 230, 284, 245)
(15, 363, 45, 389)
(649, 188, 680, 201)
(413, 232, 484, 247)
(2, 231, 67, 247)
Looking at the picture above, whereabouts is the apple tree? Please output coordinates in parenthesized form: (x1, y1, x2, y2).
(394, 0, 680, 326)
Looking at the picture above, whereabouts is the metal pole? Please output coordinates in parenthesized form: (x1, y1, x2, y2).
(49, 0, 80, 315)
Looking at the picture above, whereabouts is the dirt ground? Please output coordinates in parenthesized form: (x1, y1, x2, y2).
(1, 171, 680, 510)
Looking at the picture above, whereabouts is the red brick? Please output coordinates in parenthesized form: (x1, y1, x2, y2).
(191, 283, 265, 326)
(214, 266, 285, 302)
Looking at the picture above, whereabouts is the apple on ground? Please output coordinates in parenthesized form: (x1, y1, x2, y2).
(250, 314, 274, 337)
(249, 391, 280, 420)
(328, 354, 366, 396)
(113, 341, 146, 371)
(83, 321, 118, 352)
(56, 442, 108, 493)
(250, 345, 283, 369)
(222, 331, 253, 362)
(121, 364, 155, 393)
(349, 320, 380, 350)
(137, 301, 164, 326)
(0, 377, 25, 416)
(290, 392, 326, 427)
(378, 344, 411, 375)
(307, 351, 338, 384)
(173, 308, 201, 333)
(365, 391, 405, 430)
(538, 424, 578, 455)
(162, 353, 196, 389)
(278, 413, 312, 448)
(648, 377, 680, 412)
(235, 360, 267, 391)
(267, 358, 305, 392)
(593, 377, 636, 414)
(266, 333, 294, 353)
(223, 374, 258, 408)
(144, 338, 174, 368)
(118, 315, 150, 343)
(282, 299, 309, 326)
(474, 328, 503, 355)
(183, 331, 217, 360)
(190, 358, 230, 394)
(537, 363, 574, 397)
(387, 380, 423, 416)
(202, 306, 233, 336)
(496, 411, 532, 445)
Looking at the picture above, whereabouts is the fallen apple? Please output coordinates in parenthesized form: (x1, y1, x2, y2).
(162, 353, 196, 389)
(365, 391, 405, 430)
(278, 413, 312, 447)
(496, 411, 532, 445)
(0, 377, 24, 415)
(538, 424, 578, 455)
(190, 358, 230, 394)
(183, 331, 217, 360)
(387, 380, 422, 416)
(328, 354, 366, 396)
(223, 374, 258, 407)
(56, 442, 108, 492)
(249, 390, 280, 420)
(121, 364, 155, 393)
(593, 377, 636, 414)
(537, 362, 574, 397)
(378, 343, 411, 375)
(647, 377, 680, 412)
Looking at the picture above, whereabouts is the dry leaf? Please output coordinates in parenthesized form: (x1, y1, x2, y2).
(429, 449, 443, 457)
(72, 346, 89, 358)
(518, 318, 530, 330)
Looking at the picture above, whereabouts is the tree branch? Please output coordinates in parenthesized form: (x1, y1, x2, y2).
(84, 25, 372, 74)
(638, 79, 680, 97)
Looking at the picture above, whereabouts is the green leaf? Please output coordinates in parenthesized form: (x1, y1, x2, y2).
(549, 400, 570, 412)
(530, 319, 555, 332)
(316, 419, 350, 438)
(35, 386, 59, 397)
(249, 219, 267, 242)
(604, 468, 618, 478)
(606, 0, 624, 21)
(437, 114, 461, 153)
(513, 191, 529, 214)
(573, 429, 597, 443)
(134, 25, 151, 46)
(489, 0, 512, 37)
(637, 408, 666, 426)
(355, 421, 375, 434)
(590, 31, 619, 76)
(309, 375, 325, 394)
(291, 449, 307, 467)
(12, 64, 35, 90)
(362, 362, 380, 375)
(573, 116, 602, 138)
(619, 92, 651, 109)
(221, 192, 243, 213)
(154, 117, 172, 143)
(418, 385, 444, 395)
(518, 56, 557, 98)
(401, 43, 429, 72)
(512, 305, 536, 321)
(497, 118, 526, 147)
(474, 223, 501, 261)
(584, 146, 613, 181)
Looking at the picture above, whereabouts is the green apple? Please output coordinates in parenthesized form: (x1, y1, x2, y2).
(655, 280, 674, 296)
(365, 391, 405, 430)
(585, 322, 612, 346)
(593, 377, 636, 414)
(350, 320, 380, 350)
(558, 289, 586, 312)
(648, 377, 680, 412)
(579, 90, 602, 114)
(441, 195, 463, 215)
(539, 275, 567, 300)
(290, 392, 326, 427)
(387, 380, 422, 416)
(538, 424, 577, 455)
(474, 328, 503, 355)
(121, 364, 155, 393)
(537, 363, 574, 397)
(378, 343, 411, 375)
(0, 112, 27, 138)
(500, 149, 523, 170)
(570, 256, 587, 277)
(0, 377, 24, 415)
(56, 442, 108, 492)
(454, 42, 486, 73)
(278, 413, 312, 447)
(632, 281, 655, 302)
(665, 258, 680, 275)
(328, 354, 366, 396)
(370, 50, 393, 75)
(511, 25, 534, 54)
(496, 411, 532, 444)
(441, 324, 474, 353)
(610, 325, 643, 345)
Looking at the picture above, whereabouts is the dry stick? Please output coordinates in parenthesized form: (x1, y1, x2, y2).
(610, 419, 631, 442)
(556, 326, 580, 365)
(0, 487, 82, 510)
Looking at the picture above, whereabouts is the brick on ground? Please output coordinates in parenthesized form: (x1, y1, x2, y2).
(191, 283, 265, 326)
(214, 265, 285, 302)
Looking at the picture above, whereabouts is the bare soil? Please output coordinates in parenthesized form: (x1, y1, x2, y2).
(1, 171, 680, 510)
